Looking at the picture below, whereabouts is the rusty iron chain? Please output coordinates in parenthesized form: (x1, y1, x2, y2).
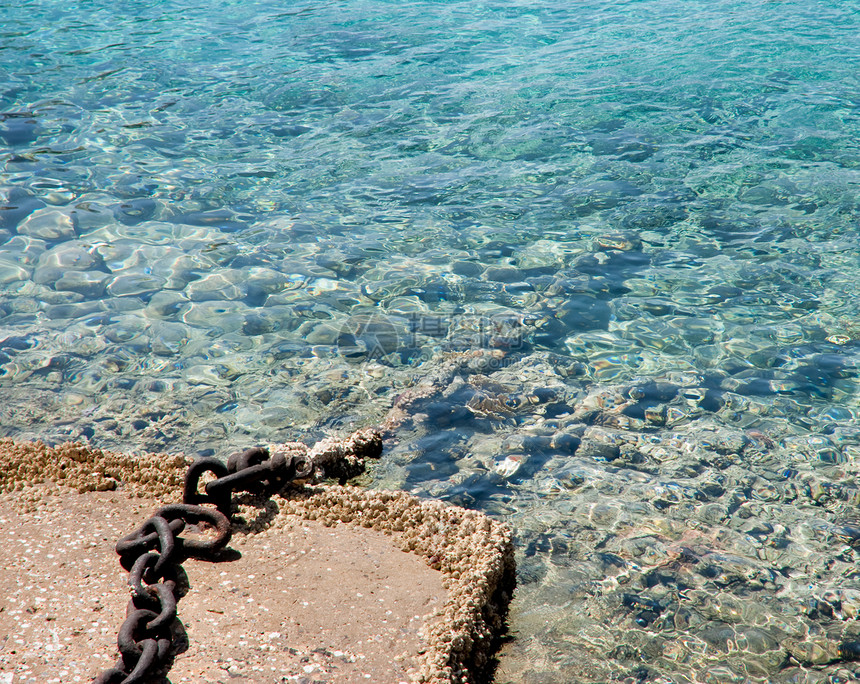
(93, 447, 313, 684)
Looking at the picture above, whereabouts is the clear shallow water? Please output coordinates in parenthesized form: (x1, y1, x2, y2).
(3, 0, 860, 681)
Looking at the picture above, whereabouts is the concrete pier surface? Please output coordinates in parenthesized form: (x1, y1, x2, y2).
(0, 438, 515, 684)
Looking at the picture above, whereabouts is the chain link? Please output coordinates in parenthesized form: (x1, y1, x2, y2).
(93, 447, 309, 684)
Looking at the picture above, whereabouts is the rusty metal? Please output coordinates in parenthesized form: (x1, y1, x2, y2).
(94, 444, 308, 684)
(128, 581, 177, 630)
(120, 516, 176, 575)
(120, 638, 168, 684)
(93, 666, 127, 684)
(155, 503, 232, 554)
(227, 446, 270, 473)
(128, 552, 164, 599)
(116, 516, 185, 560)
(207, 461, 281, 497)
(183, 457, 230, 511)
(117, 608, 172, 684)
(117, 608, 167, 658)
(293, 453, 314, 479)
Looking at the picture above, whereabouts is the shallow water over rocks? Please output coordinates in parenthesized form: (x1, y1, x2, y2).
(3, 0, 860, 681)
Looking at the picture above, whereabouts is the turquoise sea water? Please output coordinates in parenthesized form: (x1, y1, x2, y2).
(3, 1, 860, 681)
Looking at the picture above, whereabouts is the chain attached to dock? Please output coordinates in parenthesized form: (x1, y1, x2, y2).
(93, 447, 313, 684)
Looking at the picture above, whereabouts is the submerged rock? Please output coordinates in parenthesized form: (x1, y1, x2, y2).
(17, 207, 76, 240)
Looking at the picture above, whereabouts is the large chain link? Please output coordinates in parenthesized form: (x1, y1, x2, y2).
(93, 447, 313, 684)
